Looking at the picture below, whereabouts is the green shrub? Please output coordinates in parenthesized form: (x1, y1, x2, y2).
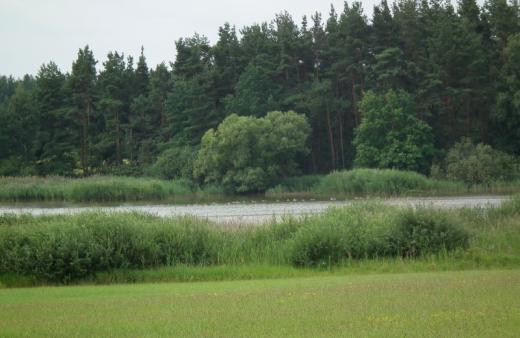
(315, 168, 461, 196)
(290, 204, 396, 266)
(443, 138, 519, 185)
(289, 204, 469, 266)
(391, 209, 470, 257)
(0, 213, 221, 282)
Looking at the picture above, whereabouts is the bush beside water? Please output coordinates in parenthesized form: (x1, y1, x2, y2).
(0, 176, 194, 202)
(0, 202, 478, 283)
(289, 205, 469, 266)
(267, 169, 465, 197)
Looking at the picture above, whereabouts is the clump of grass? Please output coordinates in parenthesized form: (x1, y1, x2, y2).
(0, 176, 195, 202)
(288, 204, 469, 266)
(267, 169, 520, 199)
(267, 175, 323, 195)
(315, 168, 463, 196)
(489, 194, 520, 218)
(392, 208, 469, 257)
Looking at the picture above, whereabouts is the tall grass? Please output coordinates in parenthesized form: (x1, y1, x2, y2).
(0, 176, 194, 202)
(0, 203, 482, 283)
(267, 168, 520, 198)
(1, 194, 519, 285)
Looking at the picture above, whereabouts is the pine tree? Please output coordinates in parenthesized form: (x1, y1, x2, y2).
(34, 62, 76, 175)
(69, 46, 97, 175)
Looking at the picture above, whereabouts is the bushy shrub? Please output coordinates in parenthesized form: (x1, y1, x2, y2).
(391, 209, 470, 257)
(0, 213, 220, 282)
(289, 204, 396, 266)
(443, 138, 518, 185)
(315, 168, 461, 196)
(289, 204, 469, 266)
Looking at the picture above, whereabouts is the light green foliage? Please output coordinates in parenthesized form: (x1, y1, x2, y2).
(443, 138, 519, 185)
(289, 204, 469, 266)
(354, 90, 434, 172)
(194, 111, 310, 193)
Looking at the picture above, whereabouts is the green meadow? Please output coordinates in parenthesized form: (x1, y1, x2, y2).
(0, 270, 519, 337)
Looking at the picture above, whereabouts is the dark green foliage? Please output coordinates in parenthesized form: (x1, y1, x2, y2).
(1, 1, 520, 178)
(150, 146, 197, 180)
(223, 61, 280, 117)
(441, 138, 519, 185)
(354, 90, 434, 173)
(392, 208, 470, 257)
(495, 33, 520, 154)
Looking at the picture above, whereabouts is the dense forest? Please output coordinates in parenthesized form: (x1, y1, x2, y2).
(1, 0, 519, 182)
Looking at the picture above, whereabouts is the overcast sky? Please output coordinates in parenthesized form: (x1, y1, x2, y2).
(1, 0, 473, 78)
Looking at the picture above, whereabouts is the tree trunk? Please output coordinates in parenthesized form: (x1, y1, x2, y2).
(339, 114, 345, 169)
(116, 110, 121, 165)
(325, 102, 336, 170)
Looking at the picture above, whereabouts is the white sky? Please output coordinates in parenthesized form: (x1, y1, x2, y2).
(0, 0, 476, 77)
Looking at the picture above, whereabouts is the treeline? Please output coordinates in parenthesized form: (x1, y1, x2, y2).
(1, 0, 520, 178)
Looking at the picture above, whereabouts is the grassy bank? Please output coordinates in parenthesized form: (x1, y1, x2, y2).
(0, 176, 198, 202)
(2, 169, 520, 203)
(1, 270, 519, 337)
(267, 168, 520, 198)
(1, 195, 519, 287)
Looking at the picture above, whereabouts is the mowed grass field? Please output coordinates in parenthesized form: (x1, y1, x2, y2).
(1, 269, 519, 337)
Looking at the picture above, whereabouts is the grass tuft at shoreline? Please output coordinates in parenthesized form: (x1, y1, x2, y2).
(0, 176, 195, 202)
(2, 169, 520, 203)
(267, 168, 520, 199)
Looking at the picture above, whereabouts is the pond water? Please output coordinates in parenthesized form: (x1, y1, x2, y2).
(0, 195, 507, 224)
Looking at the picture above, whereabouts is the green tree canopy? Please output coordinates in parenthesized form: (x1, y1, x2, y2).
(194, 111, 310, 193)
(353, 90, 434, 172)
